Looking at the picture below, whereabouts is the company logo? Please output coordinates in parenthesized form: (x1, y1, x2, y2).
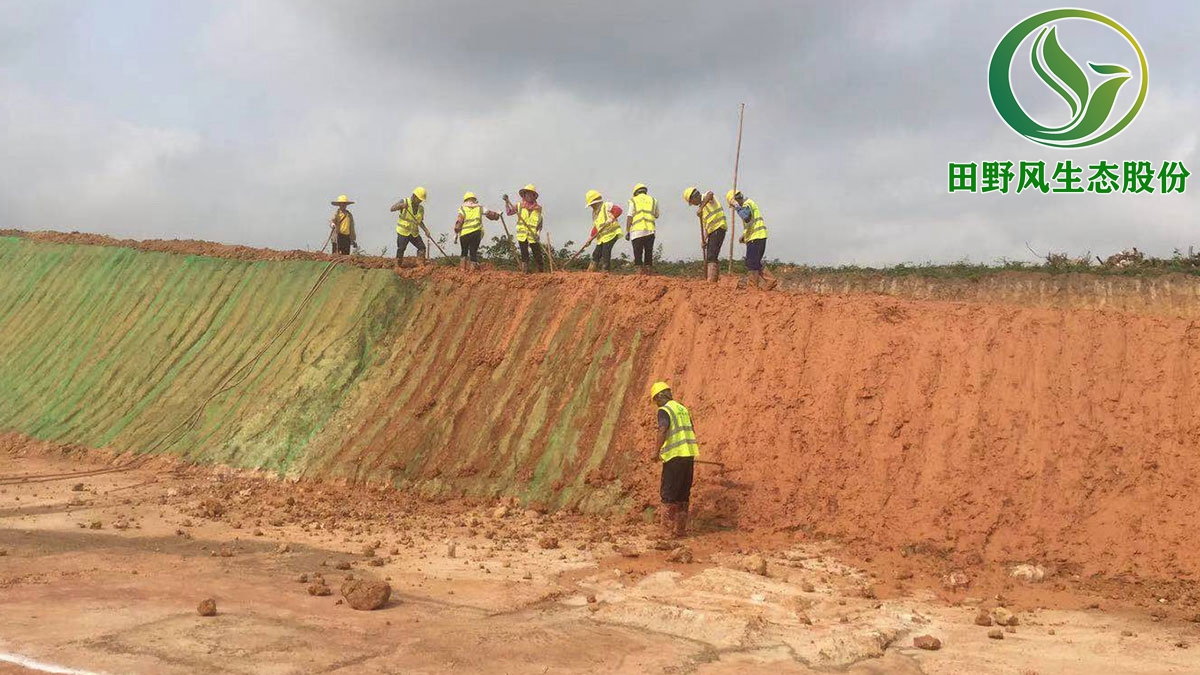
(988, 9, 1147, 148)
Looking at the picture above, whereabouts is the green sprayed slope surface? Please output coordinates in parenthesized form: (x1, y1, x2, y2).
(0, 237, 410, 473)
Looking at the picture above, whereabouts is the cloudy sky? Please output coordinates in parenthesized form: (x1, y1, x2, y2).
(1, 0, 1195, 265)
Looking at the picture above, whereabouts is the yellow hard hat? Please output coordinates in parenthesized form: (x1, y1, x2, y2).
(725, 189, 741, 205)
(412, 186, 428, 201)
(519, 183, 538, 198)
(649, 381, 671, 402)
(331, 194, 354, 206)
(683, 187, 699, 203)
(632, 183, 648, 195)
(462, 192, 477, 201)
(585, 189, 603, 206)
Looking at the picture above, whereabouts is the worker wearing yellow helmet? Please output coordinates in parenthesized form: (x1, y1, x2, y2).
(585, 189, 624, 273)
(684, 187, 727, 282)
(649, 381, 699, 538)
(328, 194, 357, 256)
(727, 189, 778, 290)
(503, 184, 547, 273)
(454, 192, 500, 273)
(626, 183, 659, 274)
(390, 186, 429, 266)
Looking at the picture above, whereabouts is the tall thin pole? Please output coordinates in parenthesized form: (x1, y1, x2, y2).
(728, 103, 745, 274)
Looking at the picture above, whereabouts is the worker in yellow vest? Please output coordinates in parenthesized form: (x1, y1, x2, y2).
(453, 193, 500, 272)
(684, 187, 727, 282)
(328, 194, 357, 256)
(727, 189, 778, 290)
(649, 381, 699, 538)
(585, 190, 624, 273)
(626, 184, 659, 274)
(390, 186, 429, 266)
(503, 184, 546, 273)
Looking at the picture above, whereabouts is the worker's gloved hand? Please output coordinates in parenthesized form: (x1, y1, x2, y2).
(502, 194, 510, 202)
(625, 234, 630, 241)
(739, 236, 746, 244)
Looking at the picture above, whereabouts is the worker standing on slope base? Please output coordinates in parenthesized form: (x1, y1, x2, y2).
(728, 189, 778, 290)
(650, 381, 699, 538)
(329, 195, 357, 256)
(585, 190, 623, 273)
(626, 184, 659, 274)
(391, 187, 429, 266)
(684, 187, 727, 282)
(504, 184, 546, 273)
(454, 192, 499, 272)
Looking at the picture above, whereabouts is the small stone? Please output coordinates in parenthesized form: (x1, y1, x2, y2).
(912, 635, 941, 651)
(308, 583, 332, 596)
(652, 540, 674, 551)
(218, 546, 234, 558)
(1009, 564, 1046, 583)
(743, 555, 768, 576)
(0, 549, 7, 557)
(340, 579, 392, 611)
(974, 609, 993, 626)
(1175, 641, 1189, 649)
(800, 582, 816, 593)
(89, 521, 103, 530)
(296, 573, 309, 583)
(1121, 630, 1134, 637)
(197, 598, 217, 616)
(538, 536, 559, 550)
(1047, 629, 1056, 635)
(941, 571, 970, 591)
(666, 547, 694, 564)
(363, 545, 376, 558)
(276, 542, 292, 554)
(71, 483, 85, 492)
(796, 613, 813, 625)
(492, 504, 510, 519)
(991, 607, 1018, 627)
(586, 594, 597, 604)
(368, 558, 385, 567)
(334, 560, 351, 570)
(522, 571, 533, 580)
(987, 628, 1004, 640)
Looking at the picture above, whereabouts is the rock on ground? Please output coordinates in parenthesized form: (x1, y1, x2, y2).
(341, 579, 391, 610)
(197, 598, 217, 616)
(912, 635, 941, 650)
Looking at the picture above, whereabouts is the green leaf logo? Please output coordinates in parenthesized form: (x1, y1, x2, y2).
(989, 9, 1148, 148)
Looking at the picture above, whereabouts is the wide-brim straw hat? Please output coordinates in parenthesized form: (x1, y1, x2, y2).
(331, 194, 354, 206)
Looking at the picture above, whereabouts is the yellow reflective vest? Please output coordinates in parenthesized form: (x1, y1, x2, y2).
(659, 400, 699, 463)
(396, 199, 425, 238)
(332, 209, 355, 236)
(699, 198, 726, 235)
(593, 202, 623, 244)
(628, 193, 658, 237)
(742, 199, 767, 242)
(459, 204, 483, 236)
(517, 204, 542, 244)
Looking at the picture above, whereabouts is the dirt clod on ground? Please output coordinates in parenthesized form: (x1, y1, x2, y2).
(197, 598, 217, 616)
(341, 579, 391, 611)
(912, 635, 941, 650)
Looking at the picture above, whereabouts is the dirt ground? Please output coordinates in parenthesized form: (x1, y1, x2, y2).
(3, 441, 1199, 675)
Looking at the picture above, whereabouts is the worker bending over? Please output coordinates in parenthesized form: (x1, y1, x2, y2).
(684, 187, 727, 282)
(454, 192, 499, 272)
(503, 184, 546, 273)
(728, 190, 778, 290)
(329, 194, 357, 256)
(391, 187, 429, 266)
(585, 190, 623, 273)
(650, 381, 699, 538)
(626, 183, 659, 274)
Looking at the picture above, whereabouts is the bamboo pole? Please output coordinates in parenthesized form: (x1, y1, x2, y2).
(728, 103, 745, 274)
(497, 212, 522, 269)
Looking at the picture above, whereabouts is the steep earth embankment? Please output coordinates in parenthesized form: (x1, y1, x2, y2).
(2, 235, 1198, 583)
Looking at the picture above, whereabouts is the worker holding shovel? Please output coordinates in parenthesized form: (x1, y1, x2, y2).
(329, 194, 358, 256)
(684, 187, 727, 282)
(390, 186, 429, 266)
(503, 184, 546, 273)
(454, 192, 500, 273)
(650, 381, 699, 538)
(584, 190, 623, 273)
(728, 189, 778, 290)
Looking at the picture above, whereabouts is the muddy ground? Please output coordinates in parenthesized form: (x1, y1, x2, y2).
(2, 440, 1198, 675)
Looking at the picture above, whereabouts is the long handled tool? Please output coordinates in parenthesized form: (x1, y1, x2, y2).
(728, 103, 745, 274)
(568, 230, 600, 262)
(497, 211, 523, 268)
(420, 223, 450, 258)
(544, 231, 557, 273)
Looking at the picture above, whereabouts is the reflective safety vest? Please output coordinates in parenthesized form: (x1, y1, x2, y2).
(517, 204, 542, 243)
(742, 199, 767, 242)
(396, 200, 425, 237)
(628, 193, 657, 237)
(333, 210, 354, 236)
(593, 202, 623, 244)
(459, 204, 483, 236)
(699, 198, 726, 235)
(659, 400, 699, 463)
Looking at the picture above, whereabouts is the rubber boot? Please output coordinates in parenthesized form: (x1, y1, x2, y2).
(761, 269, 779, 291)
(659, 503, 678, 537)
(748, 271, 762, 289)
(459, 258, 468, 272)
(587, 260, 597, 273)
(673, 502, 689, 538)
(417, 248, 429, 266)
